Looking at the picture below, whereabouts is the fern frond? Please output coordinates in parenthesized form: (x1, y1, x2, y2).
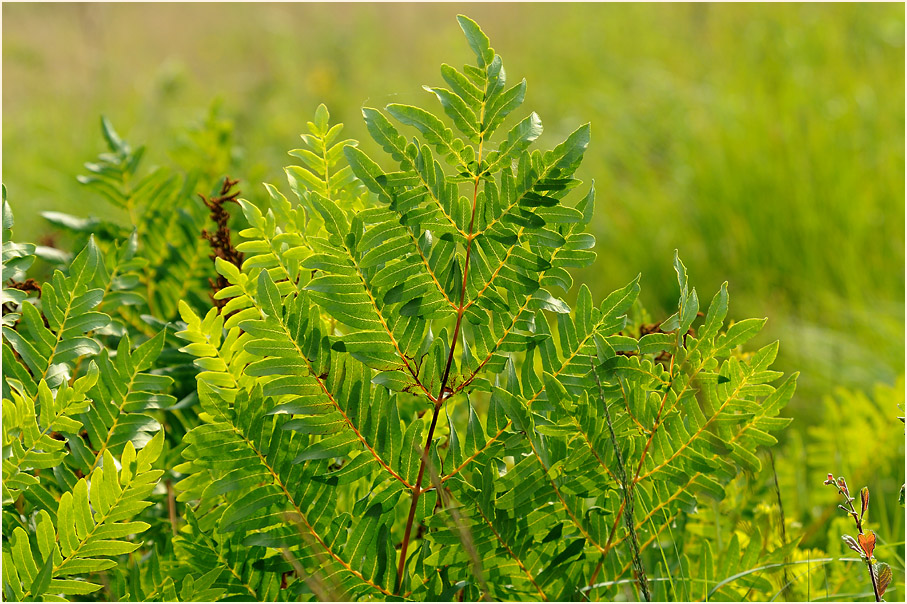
(177, 382, 398, 599)
(286, 103, 359, 203)
(50, 117, 216, 322)
(2, 367, 98, 505)
(75, 116, 148, 214)
(166, 15, 801, 601)
(420, 476, 567, 601)
(2, 237, 108, 393)
(173, 508, 281, 601)
(95, 231, 148, 318)
(175, 300, 403, 599)
(76, 330, 173, 473)
(3, 433, 163, 601)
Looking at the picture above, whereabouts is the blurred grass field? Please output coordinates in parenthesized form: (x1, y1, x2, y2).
(3, 2, 904, 419)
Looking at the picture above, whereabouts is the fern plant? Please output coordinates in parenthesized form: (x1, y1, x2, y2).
(1, 14, 814, 602)
(1, 194, 176, 598)
(168, 16, 797, 601)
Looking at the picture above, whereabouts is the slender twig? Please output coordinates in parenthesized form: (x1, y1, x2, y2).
(769, 451, 792, 601)
(631, 355, 674, 483)
(824, 475, 881, 602)
(592, 363, 650, 601)
(395, 404, 444, 593)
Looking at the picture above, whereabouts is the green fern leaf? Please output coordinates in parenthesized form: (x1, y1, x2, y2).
(2, 237, 108, 392)
(3, 434, 163, 601)
(76, 330, 173, 473)
(2, 366, 99, 505)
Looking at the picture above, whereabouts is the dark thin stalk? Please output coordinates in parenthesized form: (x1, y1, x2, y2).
(768, 451, 792, 601)
(593, 364, 650, 601)
(866, 560, 881, 603)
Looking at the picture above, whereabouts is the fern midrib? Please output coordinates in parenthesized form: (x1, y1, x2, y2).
(399, 147, 469, 240)
(569, 415, 618, 483)
(372, 135, 466, 240)
(264, 225, 303, 295)
(609, 400, 785, 560)
(455, 287, 535, 393)
(474, 163, 557, 238)
(395, 84, 489, 595)
(629, 352, 684, 482)
(455, 231, 570, 392)
(10, 397, 83, 481)
(403, 227, 458, 311)
(343, 243, 436, 403)
(603, 498, 626, 554)
(445, 306, 617, 481)
(87, 363, 144, 472)
(460, 224, 526, 314)
(303, 175, 429, 485)
(320, 137, 333, 201)
(430, 124, 474, 170)
(37, 281, 83, 386)
(97, 248, 127, 313)
(320, 151, 441, 398)
(526, 436, 609, 555)
(618, 377, 650, 432)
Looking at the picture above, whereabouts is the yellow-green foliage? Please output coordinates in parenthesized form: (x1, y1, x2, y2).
(2, 11, 902, 603)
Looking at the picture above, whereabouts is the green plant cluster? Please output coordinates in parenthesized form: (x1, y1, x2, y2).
(2, 16, 902, 603)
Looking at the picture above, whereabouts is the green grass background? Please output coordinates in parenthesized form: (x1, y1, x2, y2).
(3, 2, 904, 427)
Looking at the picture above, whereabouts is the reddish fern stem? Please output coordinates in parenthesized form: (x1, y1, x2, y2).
(395, 137, 484, 594)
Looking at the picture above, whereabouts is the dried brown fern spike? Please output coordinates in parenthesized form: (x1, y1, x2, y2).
(200, 176, 243, 308)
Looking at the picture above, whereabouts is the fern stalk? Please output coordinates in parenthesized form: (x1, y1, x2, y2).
(396, 115, 487, 594)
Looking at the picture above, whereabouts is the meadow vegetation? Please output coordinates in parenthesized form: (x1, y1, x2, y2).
(2, 4, 903, 601)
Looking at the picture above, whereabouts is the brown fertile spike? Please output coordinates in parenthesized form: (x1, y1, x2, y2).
(200, 176, 244, 309)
